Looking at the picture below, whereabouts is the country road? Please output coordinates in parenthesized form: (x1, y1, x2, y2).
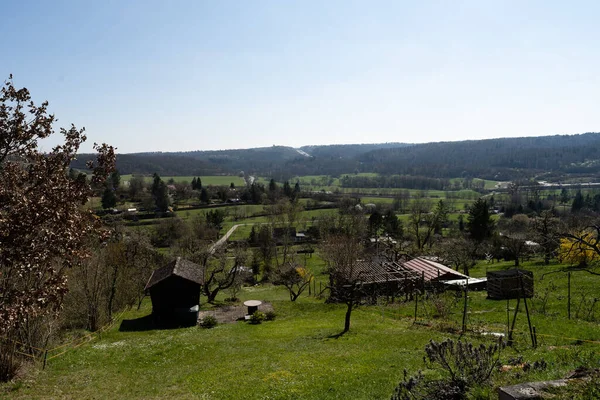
(208, 224, 241, 254)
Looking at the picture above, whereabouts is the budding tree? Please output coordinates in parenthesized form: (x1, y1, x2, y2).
(0, 76, 115, 342)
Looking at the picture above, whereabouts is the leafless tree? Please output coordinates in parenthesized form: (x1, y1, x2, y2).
(498, 214, 530, 267)
(320, 213, 367, 334)
(201, 246, 248, 303)
(274, 258, 313, 302)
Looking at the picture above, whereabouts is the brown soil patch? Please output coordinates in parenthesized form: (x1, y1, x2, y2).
(198, 302, 274, 324)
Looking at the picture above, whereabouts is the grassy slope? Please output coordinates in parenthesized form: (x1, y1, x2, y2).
(4, 259, 600, 399)
(6, 300, 449, 400)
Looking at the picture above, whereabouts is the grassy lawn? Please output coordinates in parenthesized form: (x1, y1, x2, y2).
(4, 257, 600, 399)
(5, 299, 453, 400)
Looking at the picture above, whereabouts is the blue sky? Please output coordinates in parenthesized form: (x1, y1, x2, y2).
(2, 1, 599, 153)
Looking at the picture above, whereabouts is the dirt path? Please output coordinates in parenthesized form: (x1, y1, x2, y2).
(198, 302, 274, 324)
(208, 224, 241, 254)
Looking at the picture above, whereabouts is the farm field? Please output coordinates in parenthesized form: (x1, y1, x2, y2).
(256, 174, 493, 196)
(3, 257, 600, 399)
(121, 175, 246, 187)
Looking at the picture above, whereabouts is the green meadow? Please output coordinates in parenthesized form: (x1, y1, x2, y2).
(4, 256, 600, 399)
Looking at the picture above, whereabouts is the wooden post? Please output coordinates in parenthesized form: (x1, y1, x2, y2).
(414, 290, 418, 323)
(506, 299, 510, 338)
(462, 278, 469, 333)
(520, 275, 535, 348)
(568, 272, 571, 319)
(508, 295, 520, 346)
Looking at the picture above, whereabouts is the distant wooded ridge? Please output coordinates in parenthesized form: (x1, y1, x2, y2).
(71, 133, 600, 182)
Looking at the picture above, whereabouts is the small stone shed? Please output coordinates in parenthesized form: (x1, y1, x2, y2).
(145, 257, 204, 327)
(486, 269, 534, 300)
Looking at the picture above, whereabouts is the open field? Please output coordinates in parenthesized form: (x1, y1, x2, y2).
(4, 256, 600, 399)
(121, 175, 246, 187)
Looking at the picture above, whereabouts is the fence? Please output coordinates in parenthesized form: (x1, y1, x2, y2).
(1, 309, 127, 369)
(353, 271, 600, 350)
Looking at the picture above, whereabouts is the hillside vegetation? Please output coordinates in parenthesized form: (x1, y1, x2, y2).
(70, 133, 600, 183)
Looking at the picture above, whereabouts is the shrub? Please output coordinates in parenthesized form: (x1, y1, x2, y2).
(249, 311, 266, 325)
(265, 311, 276, 321)
(424, 338, 505, 385)
(200, 315, 218, 329)
(391, 338, 505, 400)
(427, 292, 459, 319)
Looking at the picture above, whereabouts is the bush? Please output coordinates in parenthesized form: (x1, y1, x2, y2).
(391, 338, 505, 400)
(427, 292, 459, 319)
(265, 311, 276, 321)
(200, 315, 218, 329)
(249, 311, 266, 325)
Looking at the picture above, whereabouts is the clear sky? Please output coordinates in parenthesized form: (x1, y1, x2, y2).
(2, 0, 599, 153)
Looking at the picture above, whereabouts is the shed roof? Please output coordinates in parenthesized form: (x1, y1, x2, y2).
(353, 260, 421, 284)
(487, 268, 532, 278)
(443, 277, 488, 287)
(145, 257, 203, 290)
(401, 257, 468, 282)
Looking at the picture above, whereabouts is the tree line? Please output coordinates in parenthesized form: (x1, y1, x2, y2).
(71, 133, 600, 182)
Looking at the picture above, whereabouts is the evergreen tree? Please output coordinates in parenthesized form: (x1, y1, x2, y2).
(269, 178, 277, 192)
(249, 225, 257, 245)
(101, 188, 117, 209)
(293, 182, 301, 197)
(151, 173, 161, 198)
(191, 177, 197, 190)
(268, 178, 279, 202)
(560, 188, 570, 208)
(200, 188, 210, 204)
(572, 190, 584, 212)
(383, 209, 403, 238)
(206, 209, 225, 230)
(154, 181, 170, 212)
(109, 170, 120, 190)
(466, 198, 495, 243)
(283, 181, 293, 198)
(368, 210, 384, 236)
(249, 182, 264, 203)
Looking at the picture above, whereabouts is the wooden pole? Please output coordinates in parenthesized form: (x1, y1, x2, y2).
(520, 275, 535, 348)
(506, 299, 510, 338)
(462, 278, 469, 332)
(414, 290, 418, 323)
(568, 271, 571, 319)
(508, 295, 520, 346)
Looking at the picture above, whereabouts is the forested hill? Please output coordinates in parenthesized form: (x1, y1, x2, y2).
(71, 133, 600, 181)
(357, 133, 600, 180)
